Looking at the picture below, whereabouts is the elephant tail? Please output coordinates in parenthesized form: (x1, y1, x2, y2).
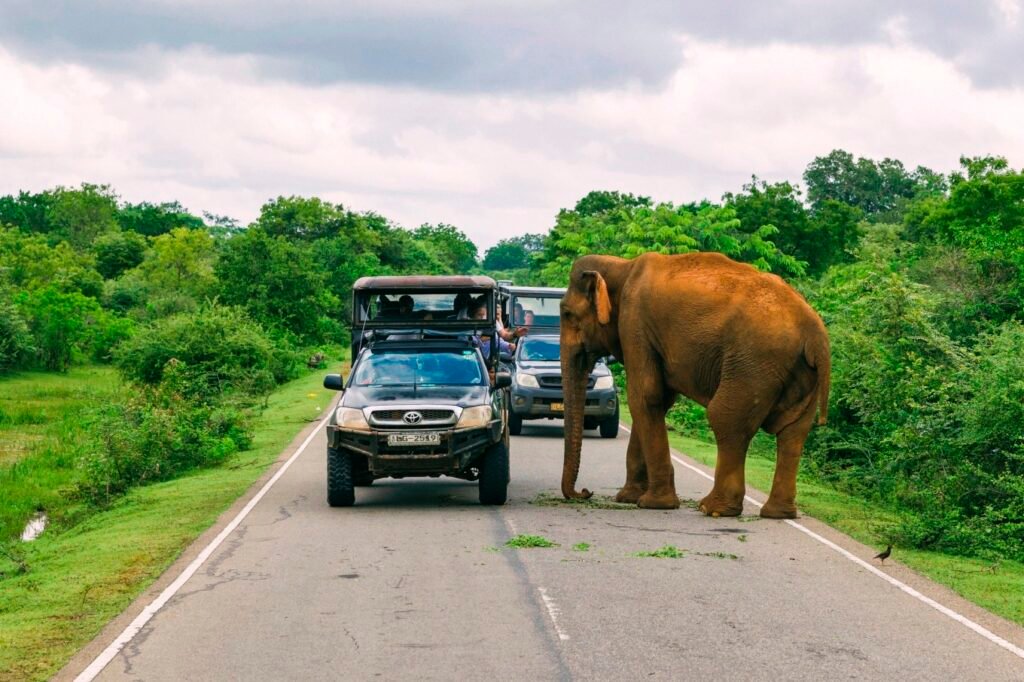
(804, 332, 831, 425)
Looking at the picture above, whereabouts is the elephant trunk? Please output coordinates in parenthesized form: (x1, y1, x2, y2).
(560, 345, 593, 500)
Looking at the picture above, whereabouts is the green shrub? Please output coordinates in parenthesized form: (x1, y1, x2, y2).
(0, 295, 34, 371)
(114, 304, 300, 396)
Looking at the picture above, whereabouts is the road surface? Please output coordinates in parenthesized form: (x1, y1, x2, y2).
(65, 419, 1024, 681)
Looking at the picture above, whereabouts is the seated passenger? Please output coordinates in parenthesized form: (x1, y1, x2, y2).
(470, 301, 515, 359)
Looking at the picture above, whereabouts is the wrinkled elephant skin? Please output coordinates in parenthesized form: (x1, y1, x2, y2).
(559, 252, 831, 519)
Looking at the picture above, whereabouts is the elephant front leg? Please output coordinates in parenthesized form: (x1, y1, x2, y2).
(624, 378, 679, 510)
(615, 429, 648, 503)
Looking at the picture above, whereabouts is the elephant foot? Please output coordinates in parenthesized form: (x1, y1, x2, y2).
(614, 484, 646, 504)
(637, 490, 681, 510)
(760, 499, 798, 519)
(698, 491, 744, 518)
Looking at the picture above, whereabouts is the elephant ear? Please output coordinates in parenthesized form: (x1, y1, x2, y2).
(581, 270, 612, 325)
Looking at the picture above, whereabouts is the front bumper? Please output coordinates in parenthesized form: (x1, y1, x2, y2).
(327, 420, 502, 477)
(510, 386, 617, 419)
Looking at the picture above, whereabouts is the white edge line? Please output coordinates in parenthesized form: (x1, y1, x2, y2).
(75, 413, 333, 682)
(618, 423, 1024, 660)
(538, 587, 571, 641)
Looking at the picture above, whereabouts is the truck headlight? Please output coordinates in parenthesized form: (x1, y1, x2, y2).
(335, 407, 370, 431)
(516, 373, 539, 388)
(593, 375, 614, 390)
(457, 405, 493, 428)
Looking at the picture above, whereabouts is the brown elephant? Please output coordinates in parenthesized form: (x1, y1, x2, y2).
(559, 252, 830, 519)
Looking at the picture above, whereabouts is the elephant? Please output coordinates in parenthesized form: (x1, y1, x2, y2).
(559, 252, 831, 519)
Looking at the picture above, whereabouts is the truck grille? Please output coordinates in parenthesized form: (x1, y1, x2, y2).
(538, 374, 596, 390)
(366, 407, 458, 428)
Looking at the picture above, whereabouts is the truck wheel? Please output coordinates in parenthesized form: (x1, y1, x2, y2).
(583, 416, 599, 430)
(478, 440, 509, 505)
(600, 404, 620, 439)
(327, 446, 355, 507)
(508, 413, 523, 436)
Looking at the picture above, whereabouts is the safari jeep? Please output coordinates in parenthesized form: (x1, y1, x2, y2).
(323, 276, 511, 507)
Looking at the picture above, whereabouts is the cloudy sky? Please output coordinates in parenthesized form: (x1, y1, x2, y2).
(1, 1, 1022, 249)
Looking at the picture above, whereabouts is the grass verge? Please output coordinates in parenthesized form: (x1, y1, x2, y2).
(0, 366, 340, 682)
(620, 404, 1024, 626)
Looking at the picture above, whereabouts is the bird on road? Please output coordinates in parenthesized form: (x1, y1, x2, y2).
(874, 545, 892, 563)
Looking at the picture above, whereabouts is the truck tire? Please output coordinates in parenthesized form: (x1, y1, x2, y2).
(600, 404, 620, 439)
(478, 440, 509, 505)
(508, 413, 523, 436)
(327, 446, 355, 507)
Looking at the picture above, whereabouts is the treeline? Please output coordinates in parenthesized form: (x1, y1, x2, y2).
(521, 151, 1024, 563)
(0, 186, 479, 502)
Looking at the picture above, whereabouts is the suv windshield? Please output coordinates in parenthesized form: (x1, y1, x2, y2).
(519, 337, 560, 362)
(352, 350, 486, 387)
(512, 296, 560, 327)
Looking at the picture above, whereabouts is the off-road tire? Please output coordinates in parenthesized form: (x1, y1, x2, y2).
(583, 416, 599, 430)
(600, 403, 620, 439)
(508, 413, 523, 436)
(327, 446, 355, 507)
(478, 440, 509, 505)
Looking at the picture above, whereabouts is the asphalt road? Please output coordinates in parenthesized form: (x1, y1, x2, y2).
(71, 419, 1024, 681)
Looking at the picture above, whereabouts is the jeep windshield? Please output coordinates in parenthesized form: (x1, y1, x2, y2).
(351, 349, 486, 387)
(511, 295, 561, 327)
(519, 337, 560, 362)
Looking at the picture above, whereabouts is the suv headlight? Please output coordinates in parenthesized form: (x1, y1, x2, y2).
(457, 405, 493, 428)
(593, 375, 614, 390)
(335, 407, 370, 431)
(516, 372, 539, 388)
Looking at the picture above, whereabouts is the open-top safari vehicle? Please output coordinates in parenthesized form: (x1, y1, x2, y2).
(322, 276, 511, 507)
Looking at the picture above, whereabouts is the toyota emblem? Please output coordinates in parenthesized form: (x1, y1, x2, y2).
(403, 411, 423, 425)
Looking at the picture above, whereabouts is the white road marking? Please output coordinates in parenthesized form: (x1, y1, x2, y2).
(538, 587, 571, 641)
(619, 423, 1024, 661)
(75, 413, 334, 682)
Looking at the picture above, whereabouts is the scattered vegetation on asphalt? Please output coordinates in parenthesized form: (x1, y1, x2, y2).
(505, 534, 559, 548)
(531, 491, 700, 511)
(697, 551, 739, 560)
(635, 545, 688, 559)
(573, 542, 591, 552)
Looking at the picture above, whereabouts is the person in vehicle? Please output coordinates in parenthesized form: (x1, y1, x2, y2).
(496, 307, 527, 342)
(398, 295, 414, 316)
(470, 300, 515, 359)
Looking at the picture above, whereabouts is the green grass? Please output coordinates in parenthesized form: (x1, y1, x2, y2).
(572, 542, 591, 552)
(505, 534, 558, 548)
(635, 545, 687, 559)
(0, 367, 121, 541)
(620, 403, 1024, 625)
(0, 366, 341, 682)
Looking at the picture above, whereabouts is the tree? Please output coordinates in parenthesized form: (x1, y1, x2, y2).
(0, 227, 103, 297)
(215, 228, 339, 342)
(0, 190, 54, 234)
(573, 190, 652, 217)
(803, 150, 925, 220)
(93, 230, 148, 279)
(255, 196, 358, 242)
(46, 184, 120, 247)
(16, 287, 106, 371)
(134, 228, 217, 299)
(117, 201, 204, 237)
(534, 195, 804, 285)
(413, 224, 479, 272)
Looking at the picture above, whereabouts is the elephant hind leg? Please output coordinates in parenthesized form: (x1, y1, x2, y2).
(699, 388, 763, 517)
(760, 408, 815, 519)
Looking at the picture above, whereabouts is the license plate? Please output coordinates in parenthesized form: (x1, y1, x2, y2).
(387, 432, 441, 446)
(550, 402, 564, 412)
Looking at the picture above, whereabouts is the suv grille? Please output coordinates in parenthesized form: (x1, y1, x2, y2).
(366, 407, 458, 428)
(372, 409, 453, 422)
(538, 374, 596, 390)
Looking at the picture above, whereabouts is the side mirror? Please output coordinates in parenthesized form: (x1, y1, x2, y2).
(494, 371, 512, 389)
(323, 374, 345, 391)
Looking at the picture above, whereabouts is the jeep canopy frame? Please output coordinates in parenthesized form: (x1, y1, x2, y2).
(350, 275, 501, 366)
(500, 285, 566, 334)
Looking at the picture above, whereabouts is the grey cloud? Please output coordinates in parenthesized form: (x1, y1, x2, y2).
(0, 0, 1021, 90)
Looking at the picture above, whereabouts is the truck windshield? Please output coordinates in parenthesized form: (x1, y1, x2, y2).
(351, 350, 486, 387)
(519, 337, 560, 361)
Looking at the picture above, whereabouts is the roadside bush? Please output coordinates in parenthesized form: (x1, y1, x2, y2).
(15, 287, 128, 371)
(114, 304, 301, 396)
(78, 375, 252, 503)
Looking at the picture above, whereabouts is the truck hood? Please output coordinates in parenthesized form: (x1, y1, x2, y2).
(341, 384, 491, 409)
